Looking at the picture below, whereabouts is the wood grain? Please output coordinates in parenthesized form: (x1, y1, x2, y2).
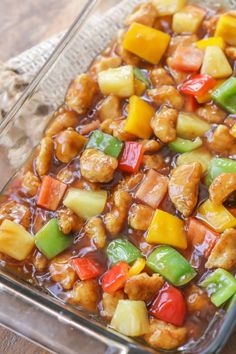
(0, 0, 235, 353)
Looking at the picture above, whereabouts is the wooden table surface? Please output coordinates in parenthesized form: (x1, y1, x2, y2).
(0, 0, 235, 353)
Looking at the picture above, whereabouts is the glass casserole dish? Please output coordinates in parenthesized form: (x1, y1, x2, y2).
(0, 0, 235, 353)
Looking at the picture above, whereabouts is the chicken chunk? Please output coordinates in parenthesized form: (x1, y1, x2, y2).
(209, 173, 236, 205)
(225, 46, 236, 61)
(68, 280, 100, 312)
(124, 273, 164, 302)
(150, 68, 174, 87)
(144, 319, 187, 350)
(91, 56, 122, 75)
(184, 285, 213, 314)
(65, 74, 97, 115)
(58, 208, 84, 234)
(148, 86, 184, 110)
(31, 251, 48, 272)
(169, 162, 202, 217)
(207, 125, 236, 155)
(46, 111, 78, 137)
(142, 154, 164, 171)
(80, 149, 118, 183)
(80, 120, 100, 135)
(125, 2, 158, 27)
(21, 171, 41, 197)
(35, 137, 54, 177)
(151, 106, 178, 143)
(104, 190, 132, 236)
(141, 139, 162, 153)
(118, 172, 143, 191)
(55, 128, 87, 163)
(0, 201, 31, 229)
(205, 229, 236, 270)
(101, 290, 125, 319)
(85, 216, 107, 249)
(98, 95, 122, 122)
(197, 104, 226, 124)
(49, 254, 77, 290)
(128, 203, 154, 231)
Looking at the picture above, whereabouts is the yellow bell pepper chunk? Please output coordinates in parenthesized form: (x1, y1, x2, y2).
(196, 37, 225, 50)
(196, 79, 225, 104)
(215, 15, 236, 46)
(146, 209, 187, 249)
(198, 199, 236, 232)
(230, 123, 236, 138)
(0, 220, 35, 261)
(134, 78, 146, 96)
(123, 22, 170, 65)
(129, 258, 146, 277)
(124, 96, 155, 139)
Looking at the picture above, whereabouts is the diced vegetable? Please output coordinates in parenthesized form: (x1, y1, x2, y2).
(128, 258, 146, 277)
(35, 219, 73, 259)
(172, 5, 206, 34)
(146, 210, 187, 249)
(198, 199, 236, 232)
(63, 188, 107, 220)
(134, 78, 147, 96)
(106, 239, 141, 265)
(118, 142, 144, 173)
(215, 15, 236, 46)
(111, 300, 149, 336)
(176, 112, 210, 139)
(133, 68, 150, 87)
(123, 22, 170, 64)
(200, 268, 236, 307)
(86, 130, 123, 158)
(184, 95, 199, 112)
(150, 283, 186, 326)
(147, 246, 197, 286)
(152, 0, 186, 16)
(201, 46, 232, 79)
(98, 65, 134, 97)
(0, 219, 34, 261)
(101, 261, 130, 294)
(196, 37, 225, 50)
(211, 77, 236, 114)
(136, 169, 169, 209)
(124, 96, 155, 139)
(171, 46, 203, 72)
(180, 75, 216, 97)
(176, 147, 212, 173)
(195, 79, 225, 104)
(169, 137, 202, 153)
(187, 217, 219, 257)
(206, 157, 236, 186)
(71, 257, 103, 280)
(37, 176, 67, 211)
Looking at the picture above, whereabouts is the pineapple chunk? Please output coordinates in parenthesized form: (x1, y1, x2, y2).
(0, 219, 34, 261)
(177, 112, 210, 139)
(152, 0, 186, 16)
(177, 147, 212, 173)
(98, 65, 134, 97)
(172, 5, 206, 34)
(110, 300, 149, 336)
(201, 46, 232, 79)
(215, 15, 236, 46)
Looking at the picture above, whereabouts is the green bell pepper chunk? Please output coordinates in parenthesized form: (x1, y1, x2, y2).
(205, 157, 236, 186)
(212, 77, 236, 114)
(86, 130, 123, 158)
(227, 293, 236, 313)
(169, 137, 202, 153)
(107, 238, 141, 264)
(147, 246, 197, 286)
(200, 268, 236, 307)
(35, 219, 73, 259)
(133, 67, 150, 87)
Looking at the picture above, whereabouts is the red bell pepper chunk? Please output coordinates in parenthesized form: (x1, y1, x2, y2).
(37, 176, 67, 211)
(184, 95, 199, 112)
(180, 74, 216, 96)
(150, 283, 186, 326)
(171, 46, 203, 73)
(187, 217, 220, 258)
(101, 261, 130, 294)
(118, 142, 144, 173)
(71, 257, 103, 280)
